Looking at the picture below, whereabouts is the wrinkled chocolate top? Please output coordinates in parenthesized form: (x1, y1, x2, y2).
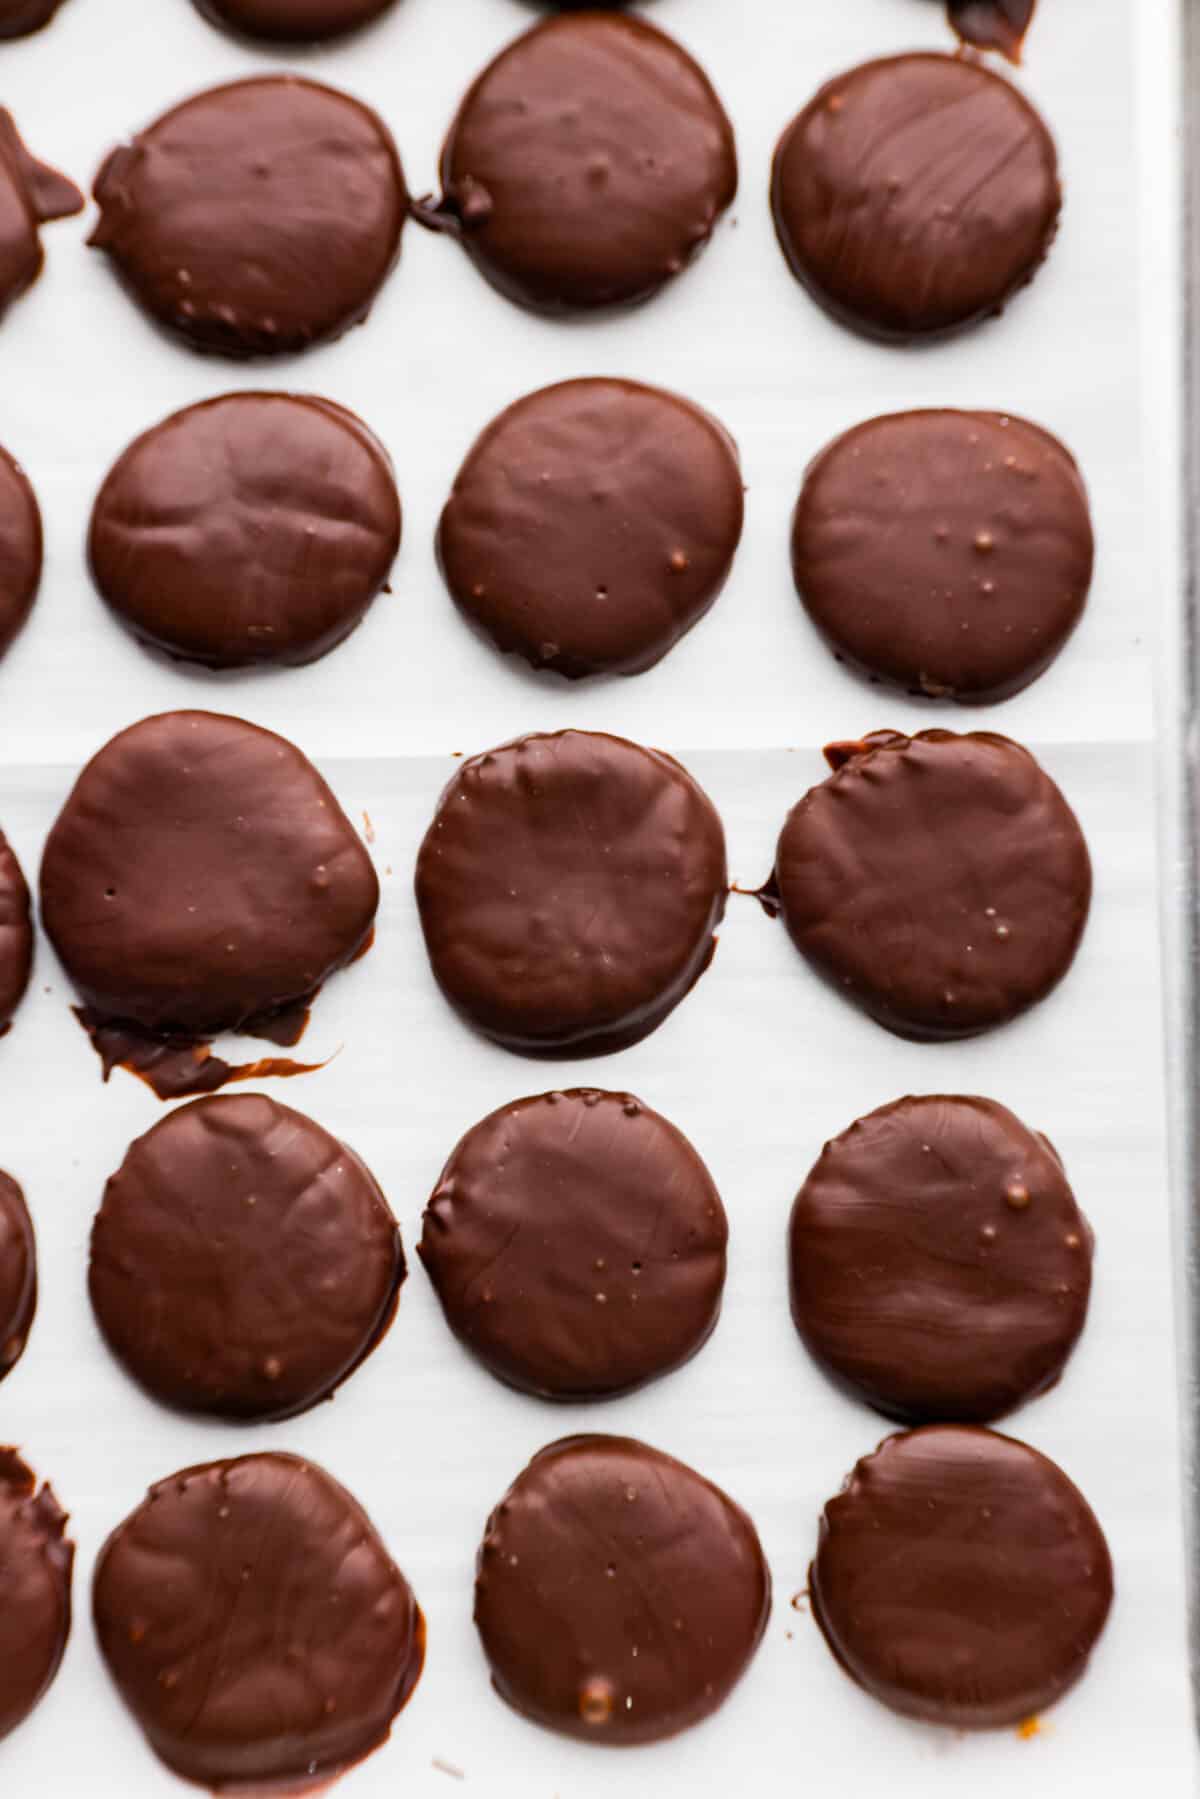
(415, 730, 727, 1056)
(91, 1094, 404, 1421)
(0, 110, 82, 321)
(949, 0, 1036, 62)
(193, 0, 397, 41)
(0, 444, 40, 662)
(0, 0, 66, 36)
(790, 1095, 1093, 1424)
(770, 730, 1091, 1040)
(0, 830, 32, 1036)
(91, 77, 407, 356)
(40, 709, 379, 1048)
(771, 53, 1059, 340)
(792, 410, 1093, 703)
(424, 12, 736, 313)
(90, 393, 401, 669)
(811, 1426, 1113, 1727)
(438, 378, 743, 680)
(0, 1173, 34, 1383)
(476, 1435, 770, 1743)
(94, 1452, 424, 1790)
(0, 1450, 72, 1743)
(421, 1089, 726, 1399)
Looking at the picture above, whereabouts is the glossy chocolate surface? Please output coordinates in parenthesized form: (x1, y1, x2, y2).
(0, 830, 32, 1036)
(91, 77, 407, 356)
(772, 54, 1059, 340)
(0, 444, 40, 661)
(790, 1095, 1092, 1423)
(40, 710, 378, 1069)
(770, 730, 1091, 1040)
(0, 1172, 35, 1382)
(415, 731, 727, 1056)
(811, 1426, 1113, 1727)
(423, 13, 736, 313)
(91, 1095, 404, 1421)
(949, 0, 1036, 61)
(791, 410, 1092, 703)
(476, 1435, 769, 1742)
(0, 110, 82, 320)
(94, 1452, 424, 1790)
(91, 393, 401, 669)
(439, 378, 743, 679)
(421, 1089, 726, 1398)
(0, 1451, 72, 1743)
(193, 0, 397, 40)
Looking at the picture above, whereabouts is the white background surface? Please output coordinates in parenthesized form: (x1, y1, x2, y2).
(0, 0, 1195, 1792)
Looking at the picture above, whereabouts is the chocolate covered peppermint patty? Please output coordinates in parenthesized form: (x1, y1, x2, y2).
(415, 731, 726, 1055)
(0, 1173, 34, 1382)
(91, 393, 401, 668)
(419, 13, 736, 313)
(767, 731, 1090, 1040)
(772, 53, 1059, 340)
(791, 410, 1092, 703)
(421, 1090, 726, 1398)
(41, 711, 378, 1095)
(91, 1095, 404, 1421)
(193, 0, 397, 40)
(0, 111, 81, 320)
(0, 1452, 72, 1743)
(94, 1453, 424, 1790)
(439, 378, 742, 679)
(91, 77, 407, 355)
(790, 1095, 1092, 1423)
(811, 1427, 1112, 1727)
(476, 1436, 769, 1742)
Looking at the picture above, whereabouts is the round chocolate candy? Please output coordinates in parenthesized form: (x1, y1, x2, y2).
(476, 1436, 769, 1742)
(789, 1095, 1092, 1423)
(90, 1095, 404, 1421)
(810, 1426, 1113, 1727)
(94, 1452, 424, 1790)
(791, 410, 1092, 703)
(192, 0, 397, 41)
(0, 1451, 72, 1743)
(0, 1172, 35, 1382)
(768, 730, 1090, 1040)
(439, 378, 743, 679)
(771, 53, 1059, 340)
(90, 393, 401, 669)
(415, 730, 727, 1056)
(421, 12, 736, 313)
(421, 1089, 726, 1399)
(90, 77, 407, 356)
(0, 110, 82, 322)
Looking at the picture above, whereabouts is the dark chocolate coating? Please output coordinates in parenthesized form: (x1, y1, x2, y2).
(426, 13, 737, 313)
(949, 0, 1036, 62)
(90, 1095, 404, 1422)
(0, 444, 40, 661)
(94, 1453, 424, 1790)
(476, 1436, 770, 1743)
(0, 1451, 72, 1743)
(193, 0, 397, 41)
(0, 830, 32, 1035)
(771, 54, 1060, 341)
(0, 0, 66, 35)
(90, 393, 401, 670)
(790, 1095, 1092, 1424)
(415, 731, 727, 1056)
(811, 1426, 1113, 1727)
(0, 110, 82, 320)
(438, 379, 743, 679)
(421, 1090, 726, 1399)
(40, 710, 379, 1044)
(0, 1173, 34, 1381)
(791, 411, 1093, 703)
(771, 730, 1090, 1040)
(90, 77, 407, 357)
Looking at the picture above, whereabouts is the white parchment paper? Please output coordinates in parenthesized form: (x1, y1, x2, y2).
(0, 0, 1194, 1792)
